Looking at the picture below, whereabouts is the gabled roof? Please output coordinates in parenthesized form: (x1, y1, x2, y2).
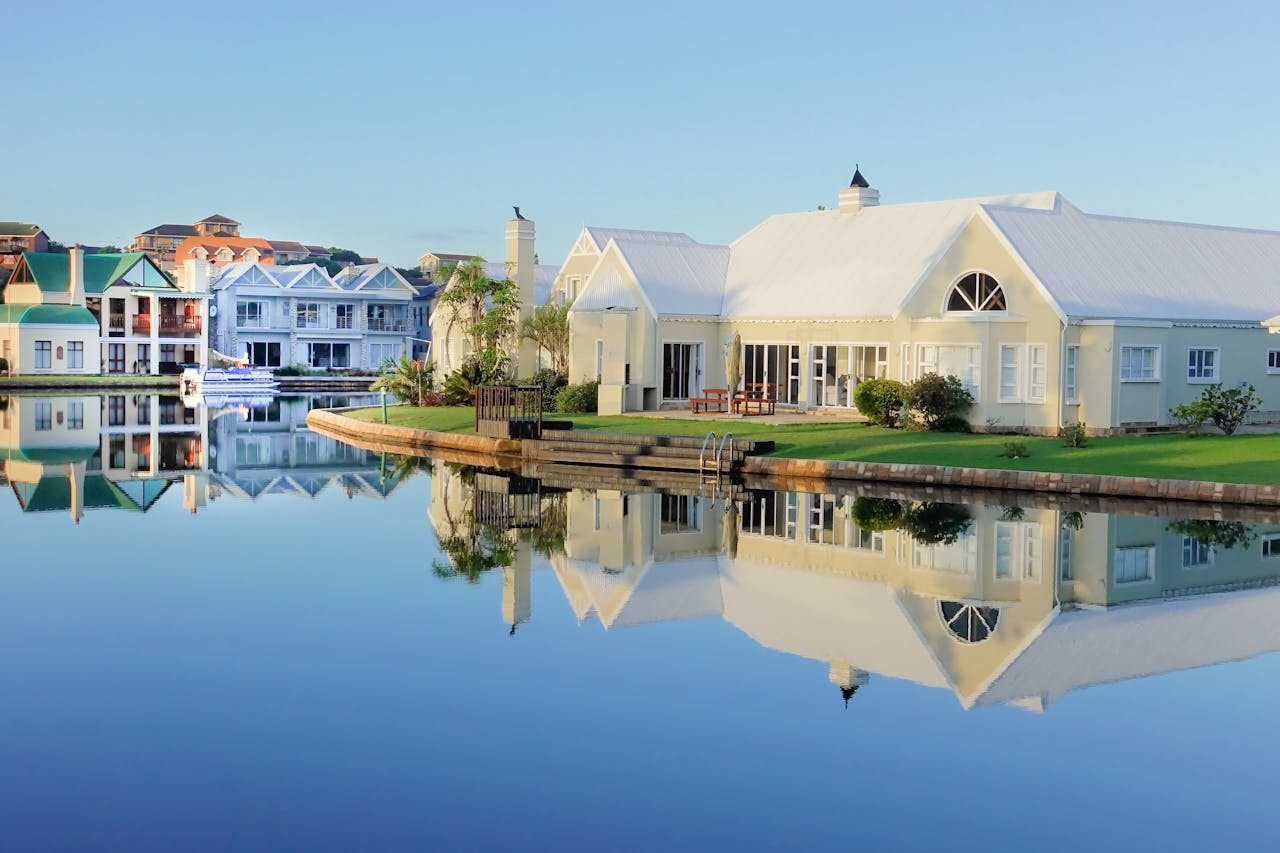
(175, 235, 274, 263)
(198, 214, 240, 226)
(0, 221, 43, 237)
(723, 192, 1060, 320)
(573, 237, 730, 315)
(209, 261, 280, 290)
(333, 263, 415, 292)
(419, 252, 476, 264)
(0, 304, 99, 325)
(305, 245, 329, 256)
(982, 199, 1280, 323)
(583, 226, 698, 253)
(12, 251, 177, 294)
(266, 240, 309, 254)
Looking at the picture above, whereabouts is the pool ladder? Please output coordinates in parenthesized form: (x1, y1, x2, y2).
(699, 431, 733, 494)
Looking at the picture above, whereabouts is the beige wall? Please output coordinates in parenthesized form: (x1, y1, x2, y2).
(0, 324, 101, 374)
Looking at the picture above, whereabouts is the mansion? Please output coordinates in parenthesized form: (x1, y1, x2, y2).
(559, 171, 1280, 432)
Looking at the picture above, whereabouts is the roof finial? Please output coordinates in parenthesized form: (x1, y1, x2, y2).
(849, 165, 870, 189)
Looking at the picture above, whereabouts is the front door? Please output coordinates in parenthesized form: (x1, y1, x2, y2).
(662, 343, 701, 400)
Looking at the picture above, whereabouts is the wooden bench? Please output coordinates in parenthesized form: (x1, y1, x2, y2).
(690, 388, 731, 414)
(733, 382, 778, 416)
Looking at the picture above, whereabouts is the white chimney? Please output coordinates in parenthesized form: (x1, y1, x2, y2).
(183, 257, 210, 294)
(507, 207, 537, 375)
(68, 244, 85, 306)
(838, 166, 880, 214)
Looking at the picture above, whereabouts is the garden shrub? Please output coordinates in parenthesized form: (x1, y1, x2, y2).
(555, 380, 598, 413)
(1201, 383, 1261, 436)
(1169, 400, 1213, 436)
(1061, 420, 1089, 448)
(906, 373, 974, 431)
(1000, 440, 1030, 459)
(517, 368, 568, 412)
(852, 379, 907, 427)
(443, 353, 510, 406)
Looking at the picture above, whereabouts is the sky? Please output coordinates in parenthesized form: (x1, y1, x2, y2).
(7, 0, 1280, 269)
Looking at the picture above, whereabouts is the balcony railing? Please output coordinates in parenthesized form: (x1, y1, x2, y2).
(160, 316, 202, 335)
(132, 314, 150, 335)
(336, 316, 354, 329)
(108, 315, 125, 333)
(366, 319, 407, 333)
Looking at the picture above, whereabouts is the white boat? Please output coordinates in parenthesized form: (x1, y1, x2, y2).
(182, 366, 279, 395)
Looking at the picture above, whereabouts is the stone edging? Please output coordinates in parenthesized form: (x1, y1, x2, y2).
(740, 457, 1280, 507)
(307, 409, 1279, 507)
(306, 409, 522, 456)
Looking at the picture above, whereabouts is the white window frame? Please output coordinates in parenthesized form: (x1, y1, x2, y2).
(1064, 345, 1080, 403)
(67, 340, 84, 370)
(1114, 545, 1156, 585)
(1181, 536, 1213, 568)
(915, 343, 982, 401)
(999, 345, 1021, 403)
(1119, 346, 1160, 383)
(1059, 526, 1074, 581)
(1268, 350, 1280, 375)
(594, 339, 603, 383)
(34, 340, 51, 370)
(1187, 347, 1219, 384)
(1262, 534, 1280, 559)
(1027, 344, 1047, 403)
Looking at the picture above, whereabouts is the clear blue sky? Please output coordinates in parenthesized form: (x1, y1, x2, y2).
(8, 1, 1280, 268)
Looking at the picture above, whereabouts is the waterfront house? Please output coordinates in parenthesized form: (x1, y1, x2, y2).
(202, 259, 415, 370)
(0, 246, 208, 374)
(0, 222, 50, 269)
(566, 170, 1280, 431)
(425, 460, 1280, 712)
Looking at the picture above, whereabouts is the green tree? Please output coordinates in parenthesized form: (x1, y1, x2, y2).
(371, 355, 435, 405)
(520, 302, 570, 374)
(436, 257, 520, 362)
(96, 245, 123, 254)
(328, 247, 362, 264)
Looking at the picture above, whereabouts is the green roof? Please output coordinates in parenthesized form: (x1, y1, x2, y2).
(0, 304, 99, 326)
(1, 446, 99, 464)
(0, 222, 41, 237)
(11, 473, 141, 513)
(19, 252, 177, 294)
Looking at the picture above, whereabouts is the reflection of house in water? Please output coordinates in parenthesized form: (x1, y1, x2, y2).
(207, 394, 403, 501)
(428, 462, 1280, 712)
(0, 393, 207, 521)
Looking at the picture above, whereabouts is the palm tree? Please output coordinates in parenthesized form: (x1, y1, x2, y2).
(371, 355, 435, 405)
(520, 303, 570, 374)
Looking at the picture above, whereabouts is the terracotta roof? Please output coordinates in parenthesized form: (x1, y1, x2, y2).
(305, 245, 329, 255)
(174, 235, 275, 263)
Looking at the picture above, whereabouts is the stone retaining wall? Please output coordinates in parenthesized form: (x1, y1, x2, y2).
(307, 409, 1279, 507)
(740, 456, 1280, 507)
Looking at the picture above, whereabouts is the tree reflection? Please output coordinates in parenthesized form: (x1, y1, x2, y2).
(850, 497, 972, 545)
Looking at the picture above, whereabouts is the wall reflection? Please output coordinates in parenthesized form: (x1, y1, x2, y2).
(0, 392, 402, 520)
(427, 460, 1280, 712)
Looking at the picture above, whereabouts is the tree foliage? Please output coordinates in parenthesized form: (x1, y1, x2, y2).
(906, 373, 974, 431)
(520, 303, 570, 374)
(852, 379, 906, 427)
(437, 257, 520, 362)
(371, 356, 436, 405)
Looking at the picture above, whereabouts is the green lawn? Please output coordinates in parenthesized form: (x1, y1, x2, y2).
(343, 405, 1280, 485)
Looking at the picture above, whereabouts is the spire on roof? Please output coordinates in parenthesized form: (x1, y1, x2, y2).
(849, 164, 870, 189)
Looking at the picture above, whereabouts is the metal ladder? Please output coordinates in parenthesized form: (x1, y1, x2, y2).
(699, 431, 733, 495)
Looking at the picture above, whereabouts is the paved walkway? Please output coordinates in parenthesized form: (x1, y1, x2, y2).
(617, 408, 866, 426)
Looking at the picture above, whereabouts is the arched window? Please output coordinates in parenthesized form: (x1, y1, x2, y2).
(946, 272, 1006, 312)
(939, 600, 999, 643)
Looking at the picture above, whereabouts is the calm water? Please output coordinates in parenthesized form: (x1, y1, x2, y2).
(2, 393, 1279, 850)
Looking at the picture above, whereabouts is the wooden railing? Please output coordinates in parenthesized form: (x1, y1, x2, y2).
(474, 385, 543, 439)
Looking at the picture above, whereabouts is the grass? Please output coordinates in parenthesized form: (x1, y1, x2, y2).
(343, 405, 1280, 485)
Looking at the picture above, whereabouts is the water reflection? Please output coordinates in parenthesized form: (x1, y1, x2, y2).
(425, 459, 1280, 712)
(0, 392, 401, 519)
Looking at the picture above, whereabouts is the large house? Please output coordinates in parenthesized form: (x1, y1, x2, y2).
(203, 259, 415, 370)
(565, 171, 1280, 431)
(129, 214, 242, 268)
(0, 221, 50, 269)
(0, 247, 208, 375)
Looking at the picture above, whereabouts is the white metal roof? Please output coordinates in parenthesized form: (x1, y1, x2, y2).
(975, 585, 1280, 709)
(574, 237, 730, 315)
(584, 226, 698, 252)
(984, 199, 1280, 322)
(723, 192, 1060, 320)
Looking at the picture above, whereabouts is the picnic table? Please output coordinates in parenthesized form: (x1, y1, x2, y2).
(690, 388, 731, 414)
(733, 382, 777, 416)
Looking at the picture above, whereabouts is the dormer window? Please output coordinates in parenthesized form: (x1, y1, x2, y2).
(946, 272, 1006, 312)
